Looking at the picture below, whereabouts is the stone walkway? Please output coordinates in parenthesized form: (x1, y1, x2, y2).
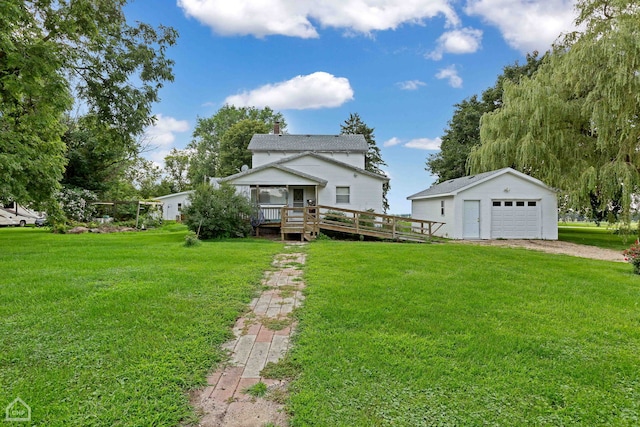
(191, 244, 306, 427)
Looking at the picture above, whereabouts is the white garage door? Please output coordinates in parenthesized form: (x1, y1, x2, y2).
(491, 200, 540, 239)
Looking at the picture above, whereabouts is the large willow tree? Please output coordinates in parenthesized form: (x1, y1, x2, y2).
(470, 0, 640, 218)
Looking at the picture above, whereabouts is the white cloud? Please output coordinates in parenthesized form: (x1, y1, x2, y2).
(465, 0, 577, 52)
(435, 65, 463, 88)
(383, 137, 403, 147)
(405, 137, 442, 150)
(427, 27, 483, 60)
(396, 80, 426, 91)
(144, 114, 190, 147)
(178, 0, 459, 38)
(224, 72, 354, 110)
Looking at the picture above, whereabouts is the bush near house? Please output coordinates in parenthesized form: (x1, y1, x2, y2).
(184, 182, 253, 239)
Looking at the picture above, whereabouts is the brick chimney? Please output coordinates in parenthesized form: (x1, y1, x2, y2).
(273, 121, 280, 135)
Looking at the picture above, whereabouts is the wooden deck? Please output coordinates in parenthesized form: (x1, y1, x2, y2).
(267, 205, 444, 242)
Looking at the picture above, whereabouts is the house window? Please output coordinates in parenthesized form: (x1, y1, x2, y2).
(440, 200, 445, 216)
(336, 187, 350, 204)
(251, 187, 288, 205)
(177, 203, 182, 211)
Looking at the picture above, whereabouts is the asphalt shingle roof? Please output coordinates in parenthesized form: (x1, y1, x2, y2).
(407, 168, 510, 199)
(248, 134, 368, 152)
(221, 151, 389, 183)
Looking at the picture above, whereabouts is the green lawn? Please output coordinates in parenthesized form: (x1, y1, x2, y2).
(288, 241, 640, 426)
(558, 223, 636, 251)
(0, 227, 282, 426)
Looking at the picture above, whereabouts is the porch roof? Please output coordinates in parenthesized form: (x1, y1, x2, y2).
(223, 151, 388, 184)
(220, 163, 328, 186)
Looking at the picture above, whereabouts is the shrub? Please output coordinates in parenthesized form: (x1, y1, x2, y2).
(324, 210, 352, 224)
(57, 187, 97, 222)
(359, 209, 376, 229)
(183, 183, 252, 239)
(622, 241, 640, 274)
(183, 232, 201, 247)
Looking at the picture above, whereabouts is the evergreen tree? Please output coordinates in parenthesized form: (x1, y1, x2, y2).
(340, 113, 390, 212)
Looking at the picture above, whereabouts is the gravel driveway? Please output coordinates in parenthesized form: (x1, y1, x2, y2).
(457, 239, 625, 262)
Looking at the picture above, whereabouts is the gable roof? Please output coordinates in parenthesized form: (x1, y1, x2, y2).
(221, 162, 328, 186)
(407, 167, 551, 200)
(221, 151, 389, 183)
(153, 190, 194, 200)
(248, 134, 368, 152)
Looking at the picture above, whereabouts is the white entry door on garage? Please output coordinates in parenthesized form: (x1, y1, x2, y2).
(463, 200, 480, 239)
(491, 200, 540, 239)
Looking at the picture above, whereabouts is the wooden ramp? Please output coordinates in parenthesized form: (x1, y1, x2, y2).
(277, 205, 444, 242)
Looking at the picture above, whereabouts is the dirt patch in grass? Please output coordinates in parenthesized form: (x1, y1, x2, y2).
(458, 239, 625, 262)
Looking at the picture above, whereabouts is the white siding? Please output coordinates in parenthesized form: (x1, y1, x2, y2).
(155, 192, 193, 221)
(227, 154, 385, 213)
(281, 156, 383, 212)
(410, 197, 454, 238)
(410, 171, 557, 240)
(225, 168, 320, 186)
(252, 151, 364, 169)
(455, 174, 557, 239)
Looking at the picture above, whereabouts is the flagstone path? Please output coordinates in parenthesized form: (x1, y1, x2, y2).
(191, 243, 306, 427)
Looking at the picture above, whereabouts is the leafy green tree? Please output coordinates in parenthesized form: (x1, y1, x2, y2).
(62, 115, 137, 195)
(469, 0, 640, 219)
(127, 158, 163, 199)
(426, 96, 487, 182)
(218, 120, 271, 176)
(426, 52, 546, 183)
(163, 148, 191, 192)
(184, 183, 253, 239)
(0, 0, 177, 209)
(340, 113, 390, 212)
(188, 105, 285, 184)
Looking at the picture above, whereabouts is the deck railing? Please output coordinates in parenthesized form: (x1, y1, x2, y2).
(278, 205, 444, 242)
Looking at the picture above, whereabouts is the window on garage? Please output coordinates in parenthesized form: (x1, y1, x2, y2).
(516, 201, 525, 207)
(440, 200, 445, 215)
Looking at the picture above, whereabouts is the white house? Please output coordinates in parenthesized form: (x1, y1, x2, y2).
(221, 133, 389, 220)
(407, 167, 558, 240)
(154, 190, 193, 221)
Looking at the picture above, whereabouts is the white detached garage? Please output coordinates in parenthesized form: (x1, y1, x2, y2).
(408, 168, 558, 240)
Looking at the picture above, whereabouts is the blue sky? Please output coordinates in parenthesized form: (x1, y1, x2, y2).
(127, 0, 578, 214)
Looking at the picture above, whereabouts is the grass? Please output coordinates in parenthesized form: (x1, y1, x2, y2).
(558, 223, 634, 251)
(288, 241, 640, 426)
(0, 226, 282, 426)
(243, 381, 268, 398)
